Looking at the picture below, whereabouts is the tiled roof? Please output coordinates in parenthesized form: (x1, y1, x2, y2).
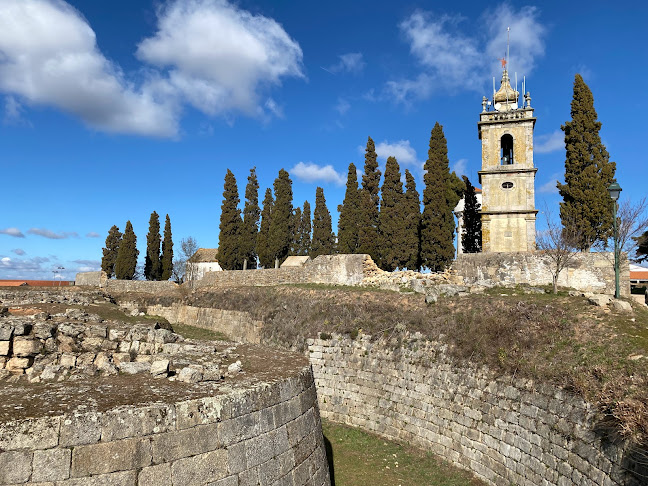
(188, 248, 219, 263)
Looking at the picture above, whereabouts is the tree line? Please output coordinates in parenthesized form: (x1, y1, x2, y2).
(218, 122, 479, 272)
(101, 212, 173, 280)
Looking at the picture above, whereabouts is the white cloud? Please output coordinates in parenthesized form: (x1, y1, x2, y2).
(388, 5, 546, 103)
(263, 98, 284, 119)
(335, 98, 350, 116)
(375, 140, 419, 166)
(290, 162, 345, 186)
(0, 0, 304, 137)
(11, 249, 26, 256)
(3, 96, 30, 126)
(451, 158, 468, 176)
(0, 0, 177, 136)
(328, 52, 365, 74)
(535, 130, 564, 154)
(538, 172, 562, 194)
(0, 227, 25, 238)
(86, 231, 100, 238)
(137, 0, 304, 119)
(27, 228, 78, 239)
(73, 259, 100, 266)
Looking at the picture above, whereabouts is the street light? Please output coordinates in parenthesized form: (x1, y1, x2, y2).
(608, 182, 622, 298)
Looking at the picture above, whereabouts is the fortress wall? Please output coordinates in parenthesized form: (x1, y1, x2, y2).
(308, 335, 641, 486)
(0, 369, 329, 486)
(194, 254, 369, 289)
(454, 252, 630, 296)
(105, 280, 179, 293)
(145, 303, 263, 343)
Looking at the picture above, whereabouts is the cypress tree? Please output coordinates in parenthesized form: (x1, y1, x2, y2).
(357, 137, 381, 262)
(379, 157, 405, 271)
(461, 176, 482, 253)
(145, 211, 161, 280)
(115, 220, 138, 280)
(218, 169, 243, 270)
(101, 225, 122, 278)
(297, 201, 312, 256)
(290, 206, 302, 255)
(161, 214, 174, 280)
(557, 74, 616, 251)
(337, 163, 360, 254)
(257, 188, 274, 268)
(449, 171, 466, 212)
(311, 187, 335, 258)
(402, 170, 421, 271)
(421, 122, 455, 271)
(267, 169, 293, 267)
(240, 167, 260, 269)
(635, 230, 648, 263)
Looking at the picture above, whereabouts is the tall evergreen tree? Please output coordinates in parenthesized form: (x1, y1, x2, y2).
(337, 163, 361, 254)
(557, 74, 616, 251)
(421, 122, 455, 271)
(218, 169, 243, 270)
(379, 157, 405, 271)
(449, 171, 466, 211)
(635, 230, 648, 263)
(357, 137, 381, 262)
(311, 187, 335, 258)
(101, 225, 122, 278)
(267, 169, 293, 267)
(290, 206, 302, 255)
(240, 167, 260, 269)
(257, 188, 274, 268)
(402, 170, 421, 271)
(115, 220, 138, 280)
(461, 176, 482, 254)
(144, 211, 161, 280)
(161, 214, 174, 280)
(297, 200, 312, 256)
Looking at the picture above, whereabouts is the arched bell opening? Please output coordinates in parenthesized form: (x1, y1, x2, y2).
(501, 134, 514, 165)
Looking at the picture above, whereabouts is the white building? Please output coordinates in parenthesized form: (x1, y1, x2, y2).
(186, 248, 222, 281)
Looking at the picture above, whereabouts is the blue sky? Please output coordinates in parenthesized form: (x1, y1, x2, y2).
(1, 0, 646, 280)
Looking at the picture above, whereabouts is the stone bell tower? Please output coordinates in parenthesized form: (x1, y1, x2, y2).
(477, 64, 537, 252)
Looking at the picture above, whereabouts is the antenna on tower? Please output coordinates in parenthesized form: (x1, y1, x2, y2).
(493, 77, 496, 100)
(506, 27, 510, 68)
(523, 75, 526, 107)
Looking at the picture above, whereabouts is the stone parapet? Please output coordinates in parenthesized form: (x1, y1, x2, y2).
(308, 334, 642, 486)
(453, 251, 630, 296)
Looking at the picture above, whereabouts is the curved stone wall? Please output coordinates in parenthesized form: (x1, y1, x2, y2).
(0, 300, 330, 486)
(308, 334, 641, 486)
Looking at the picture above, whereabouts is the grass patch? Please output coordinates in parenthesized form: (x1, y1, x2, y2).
(322, 419, 485, 486)
(170, 322, 230, 342)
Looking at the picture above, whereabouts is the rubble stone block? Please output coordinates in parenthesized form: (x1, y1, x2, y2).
(13, 337, 43, 357)
(32, 447, 72, 482)
(0, 450, 32, 483)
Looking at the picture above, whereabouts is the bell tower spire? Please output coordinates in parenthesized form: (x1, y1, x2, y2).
(477, 28, 538, 253)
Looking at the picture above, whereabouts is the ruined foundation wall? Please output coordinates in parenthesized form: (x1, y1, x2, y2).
(0, 367, 329, 486)
(453, 252, 630, 296)
(145, 303, 263, 344)
(308, 335, 640, 486)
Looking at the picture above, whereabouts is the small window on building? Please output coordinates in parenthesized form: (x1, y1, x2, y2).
(502, 181, 514, 189)
(501, 134, 514, 165)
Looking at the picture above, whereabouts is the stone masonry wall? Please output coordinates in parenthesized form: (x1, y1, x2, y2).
(453, 252, 630, 296)
(308, 335, 640, 486)
(144, 303, 263, 344)
(0, 367, 329, 486)
(105, 279, 179, 293)
(194, 254, 368, 290)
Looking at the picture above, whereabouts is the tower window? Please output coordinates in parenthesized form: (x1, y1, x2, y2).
(501, 134, 514, 165)
(502, 181, 514, 189)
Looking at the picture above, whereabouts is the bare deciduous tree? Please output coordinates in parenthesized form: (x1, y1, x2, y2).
(537, 209, 580, 294)
(616, 197, 648, 261)
(172, 236, 199, 283)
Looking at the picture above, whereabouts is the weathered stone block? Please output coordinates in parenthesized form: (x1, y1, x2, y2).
(0, 340, 10, 356)
(0, 323, 13, 340)
(170, 450, 228, 486)
(60, 413, 101, 446)
(137, 463, 172, 486)
(13, 336, 42, 357)
(0, 450, 32, 483)
(32, 447, 72, 481)
(102, 404, 176, 441)
(6, 356, 32, 370)
(71, 436, 152, 476)
(151, 423, 220, 463)
(119, 362, 151, 374)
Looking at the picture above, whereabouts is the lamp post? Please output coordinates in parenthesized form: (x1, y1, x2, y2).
(608, 182, 622, 298)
